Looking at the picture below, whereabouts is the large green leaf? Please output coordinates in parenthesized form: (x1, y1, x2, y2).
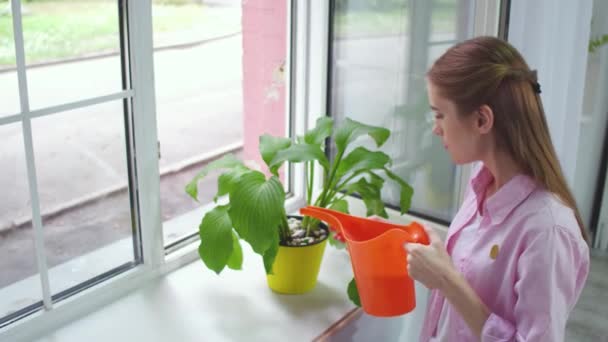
(334, 118, 390, 155)
(304, 116, 334, 146)
(269, 143, 330, 176)
(329, 198, 349, 214)
(197, 205, 234, 274)
(185, 154, 245, 201)
(215, 167, 251, 202)
(347, 278, 361, 307)
(335, 147, 391, 179)
(228, 172, 285, 254)
(384, 167, 414, 214)
(226, 231, 243, 270)
(365, 171, 385, 188)
(263, 231, 280, 274)
(259, 134, 292, 169)
(362, 198, 388, 219)
(344, 178, 388, 218)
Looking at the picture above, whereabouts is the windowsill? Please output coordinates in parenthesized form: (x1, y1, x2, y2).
(0, 238, 136, 320)
(20, 197, 447, 342)
(32, 244, 356, 341)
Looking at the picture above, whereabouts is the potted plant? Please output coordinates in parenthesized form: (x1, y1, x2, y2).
(185, 116, 414, 302)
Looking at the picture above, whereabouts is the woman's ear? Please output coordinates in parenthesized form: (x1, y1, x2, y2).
(476, 105, 494, 134)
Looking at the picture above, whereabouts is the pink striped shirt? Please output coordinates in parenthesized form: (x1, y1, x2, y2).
(420, 165, 590, 341)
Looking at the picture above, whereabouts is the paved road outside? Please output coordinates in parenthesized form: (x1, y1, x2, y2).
(0, 34, 243, 231)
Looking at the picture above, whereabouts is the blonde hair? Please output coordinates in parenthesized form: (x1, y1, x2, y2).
(427, 36, 589, 243)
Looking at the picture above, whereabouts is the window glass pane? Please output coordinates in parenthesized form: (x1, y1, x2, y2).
(31, 101, 136, 295)
(330, 0, 473, 221)
(153, 1, 289, 247)
(0, 123, 41, 322)
(431, 0, 459, 41)
(0, 4, 21, 116)
(22, 0, 123, 109)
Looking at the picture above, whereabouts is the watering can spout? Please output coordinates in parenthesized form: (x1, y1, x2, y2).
(299, 205, 429, 317)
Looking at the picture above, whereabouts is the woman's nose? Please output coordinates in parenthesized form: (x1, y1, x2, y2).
(432, 122, 442, 136)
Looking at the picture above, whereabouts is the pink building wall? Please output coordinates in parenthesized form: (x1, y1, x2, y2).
(242, 0, 287, 173)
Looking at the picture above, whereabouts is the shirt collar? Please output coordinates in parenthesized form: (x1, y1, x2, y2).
(471, 165, 537, 225)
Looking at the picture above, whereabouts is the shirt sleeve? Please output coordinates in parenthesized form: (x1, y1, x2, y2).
(480, 226, 589, 342)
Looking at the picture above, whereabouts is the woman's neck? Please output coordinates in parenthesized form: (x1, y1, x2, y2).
(482, 151, 521, 198)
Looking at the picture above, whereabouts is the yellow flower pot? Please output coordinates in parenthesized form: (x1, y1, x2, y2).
(266, 226, 328, 294)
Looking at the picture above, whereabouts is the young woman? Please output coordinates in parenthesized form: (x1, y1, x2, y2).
(405, 36, 590, 341)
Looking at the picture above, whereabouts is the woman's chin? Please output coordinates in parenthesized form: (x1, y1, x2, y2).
(450, 156, 471, 165)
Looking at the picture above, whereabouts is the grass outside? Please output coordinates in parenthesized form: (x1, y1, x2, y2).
(0, 1, 240, 67)
(334, 3, 457, 39)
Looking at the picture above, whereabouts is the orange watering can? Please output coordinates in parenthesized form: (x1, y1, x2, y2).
(300, 206, 430, 317)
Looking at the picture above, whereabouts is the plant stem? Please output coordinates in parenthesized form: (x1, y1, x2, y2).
(307, 161, 314, 205)
(334, 173, 357, 193)
(305, 218, 312, 237)
(318, 149, 345, 207)
(308, 145, 343, 235)
(302, 161, 315, 237)
(305, 218, 321, 237)
(302, 216, 309, 235)
(323, 168, 359, 207)
(325, 173, 356, 203)
(280, 210, 290, 243)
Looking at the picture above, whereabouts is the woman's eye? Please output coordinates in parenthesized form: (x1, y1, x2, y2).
(434, 113, 444, 120)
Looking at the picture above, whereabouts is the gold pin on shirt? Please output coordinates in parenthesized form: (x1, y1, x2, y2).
(490, 244, 499, 260)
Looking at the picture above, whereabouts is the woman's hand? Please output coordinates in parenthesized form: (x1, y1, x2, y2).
(404, 225, 457, 291)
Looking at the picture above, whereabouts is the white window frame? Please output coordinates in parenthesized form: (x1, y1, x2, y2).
(0, 0, 155, 339)
(300, 0, 330, 196)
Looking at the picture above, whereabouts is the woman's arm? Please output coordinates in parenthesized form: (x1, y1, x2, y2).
(441, 267, 490, 337)
(405, 225, 490, 338)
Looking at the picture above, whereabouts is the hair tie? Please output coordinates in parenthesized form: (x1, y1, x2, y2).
(531, 81, 541, 94)
(529, 69, 541, 94)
